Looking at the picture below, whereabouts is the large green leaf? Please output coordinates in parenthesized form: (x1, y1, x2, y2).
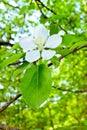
(20, 64, 52, 109)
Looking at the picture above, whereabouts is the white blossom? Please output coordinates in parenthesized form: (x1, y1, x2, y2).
(19, 24, 64, 62)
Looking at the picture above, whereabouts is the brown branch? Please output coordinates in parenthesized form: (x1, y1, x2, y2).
(53, 86, 87, 93)
(59, 43, 87, 61)
(0, 93, 22, 113)
(0, 124, 20, 130)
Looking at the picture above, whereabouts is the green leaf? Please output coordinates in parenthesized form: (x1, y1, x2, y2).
(40, 15, 47, 24)
(13, 61, 29, 78)
(62, 34, 76, 46)
(62, 34, 84, 47)
(50, 23, 59, 35)
(56, 47, 70, 55)
(0, 52, 24, 69)
(19, 6, 28, 15)
(20, 64, 52, 109)
(51, 56, 60, 67)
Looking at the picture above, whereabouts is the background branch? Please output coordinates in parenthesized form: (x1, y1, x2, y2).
(0, 124, 20, 130)
(53, 86, 87, 93)
(2, 0, 19, 8)
(0, 93, 21, 113)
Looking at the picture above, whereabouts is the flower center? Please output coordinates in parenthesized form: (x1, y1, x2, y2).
(33, 36, 45, 51)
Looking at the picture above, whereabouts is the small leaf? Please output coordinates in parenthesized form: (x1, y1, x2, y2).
(51, 56, 60, 67)
(19, 6, 28, 15)
(40, 15, 47, 24)
(0, 52, 24, 69)
(13, 61, 29, 78)
(20, 64, 52, 109)
(50, 23, 59, 35)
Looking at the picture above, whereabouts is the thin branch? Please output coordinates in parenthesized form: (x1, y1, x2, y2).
(48, 107, 55, 130)
(53, 86, 87, 93)
(0, 40, 13, 47)
(48, 43, 87, 67)
(2, 1, 19, 9)
(53, 21, 68, 34)
(8, 61, 23, 66)
(0, 93, 22, 113)
(0, 124, 20, 130)
(35, 0, 67, 33)
(59, 43, 87, 61)
(35, 0, 48, 19)
(35, 0, 56, 14)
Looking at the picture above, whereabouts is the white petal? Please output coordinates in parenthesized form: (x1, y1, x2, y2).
(45, 34, 62, 48)
(33, 24, 49, 45)
(42, 49, 55, 60)
(25, 50, 40, 62)
(58, 30, 65, 36)
(19, 36, 36, 52)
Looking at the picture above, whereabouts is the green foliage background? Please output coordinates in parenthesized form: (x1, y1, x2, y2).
(0, 0, 87, 129)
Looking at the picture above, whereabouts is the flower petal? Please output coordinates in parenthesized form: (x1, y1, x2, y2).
(25, 50, 40, 62)
(33, 24, 49, 45)
(58, 30, 65, 36)
(19, 36, 36, 52)
(42, 49, 55, 60)
(45, 34, 62, 48)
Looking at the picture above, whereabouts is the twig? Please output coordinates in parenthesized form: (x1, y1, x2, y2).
(35, 0, 47, 19)
(35, 0, 56, 14)
(53, 21, 68, 34)
(0, 93, 22, 113)
(35, 0, 67, 33)
(53, 86, 87, 93)
(48, 43, 87, 67)
(0, 40, 13, 47)
(59, 43, 87, 61)
(2, 0, 19, 8)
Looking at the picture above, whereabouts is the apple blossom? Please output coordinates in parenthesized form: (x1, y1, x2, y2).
(19, 24, 65, 62)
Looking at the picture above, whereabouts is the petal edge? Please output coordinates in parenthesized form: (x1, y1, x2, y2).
(25, 50, 40, 62)
(45, 34, 62, 48)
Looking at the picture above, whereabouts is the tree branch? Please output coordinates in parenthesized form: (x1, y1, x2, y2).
(0, 93, 22, 113)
